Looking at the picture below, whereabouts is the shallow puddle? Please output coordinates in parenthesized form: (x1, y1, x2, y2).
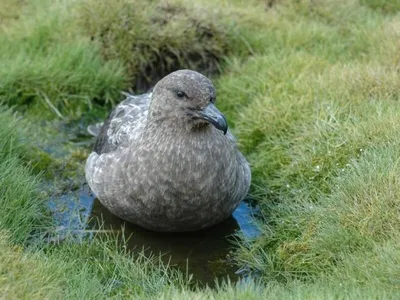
(49, 186, 260, 286)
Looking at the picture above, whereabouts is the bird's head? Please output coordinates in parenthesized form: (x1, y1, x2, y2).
(149, 69, 227, 135)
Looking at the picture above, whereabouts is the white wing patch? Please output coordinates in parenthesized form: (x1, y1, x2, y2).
(92, 93, 151, 154)
(107, 98, 149, 147)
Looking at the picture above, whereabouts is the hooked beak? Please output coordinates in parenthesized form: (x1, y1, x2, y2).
(196, 103, 228, 135)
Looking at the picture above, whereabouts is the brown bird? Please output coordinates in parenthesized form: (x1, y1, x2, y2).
(85, 70, 251, 232)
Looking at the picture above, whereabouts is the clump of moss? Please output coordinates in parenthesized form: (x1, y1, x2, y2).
(77, 0, 233, 91)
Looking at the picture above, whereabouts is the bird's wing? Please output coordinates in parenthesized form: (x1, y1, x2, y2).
(226, 130, 252, 191)
(91, 93, 151, 154)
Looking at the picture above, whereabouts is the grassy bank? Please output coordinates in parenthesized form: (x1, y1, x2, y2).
(1, 0, 400, 298)
(221, 0, 400, 287)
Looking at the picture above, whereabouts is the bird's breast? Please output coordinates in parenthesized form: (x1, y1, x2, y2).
(127, 131, 238, 201)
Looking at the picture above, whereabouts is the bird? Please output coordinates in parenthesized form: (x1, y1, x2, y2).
(85, 69, 251, 232)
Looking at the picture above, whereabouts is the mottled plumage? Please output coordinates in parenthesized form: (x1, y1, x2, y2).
(85, 70, 251, 232)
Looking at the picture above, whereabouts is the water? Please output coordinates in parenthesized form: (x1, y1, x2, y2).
(49, 186, 260, 286)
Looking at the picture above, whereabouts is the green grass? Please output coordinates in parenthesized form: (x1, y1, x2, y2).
(0, 231, 190, 298)
(361, 0, 400, 12)
(215, 0, 400, 289)
(0, 109, 51, 244)
(1, 0, 400, 298)
(0, 37, 126, 118)
(157, 280, 400, 300)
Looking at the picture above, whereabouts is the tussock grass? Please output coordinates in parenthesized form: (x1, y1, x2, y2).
(77, 0, 232, 90)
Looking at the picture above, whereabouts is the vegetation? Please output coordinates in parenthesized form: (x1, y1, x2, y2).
(0, 109, 51, 244)
(0, 0, 399, 298)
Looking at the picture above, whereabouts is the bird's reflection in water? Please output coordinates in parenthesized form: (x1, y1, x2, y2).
(89, 199, 242, 286)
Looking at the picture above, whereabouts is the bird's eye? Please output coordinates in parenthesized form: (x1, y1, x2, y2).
(176, 91, 186, 98)
(210, 96, 215, 103)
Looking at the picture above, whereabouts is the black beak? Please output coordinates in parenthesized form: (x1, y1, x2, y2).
(197, 103, 228, 135)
